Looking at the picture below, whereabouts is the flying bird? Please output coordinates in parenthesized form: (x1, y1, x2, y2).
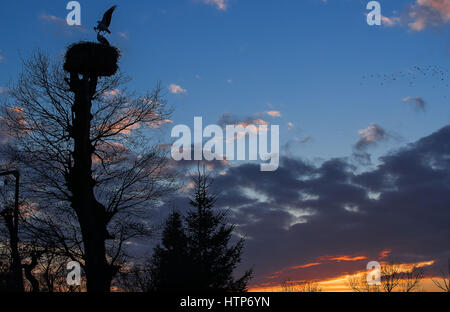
(94, 5, 117, 34)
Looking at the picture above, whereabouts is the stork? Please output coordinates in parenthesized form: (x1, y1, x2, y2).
(94, 5, 117, 34)
(97, 33, 110, 46)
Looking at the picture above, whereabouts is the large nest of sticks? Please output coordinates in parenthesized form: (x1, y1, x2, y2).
(64, 42, 120, 77)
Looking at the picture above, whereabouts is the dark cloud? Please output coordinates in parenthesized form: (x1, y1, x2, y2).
(204, 125, 450, 285)
(217, 113, 268, 127)
(403, 96, 426, 112)
(145, 125, 450, 287)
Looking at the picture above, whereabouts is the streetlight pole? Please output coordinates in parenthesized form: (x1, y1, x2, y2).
(0, 170, 23, 292)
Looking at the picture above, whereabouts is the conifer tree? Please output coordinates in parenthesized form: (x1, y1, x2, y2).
(185, 169, 252, 292)
(149, 212, 191, 291)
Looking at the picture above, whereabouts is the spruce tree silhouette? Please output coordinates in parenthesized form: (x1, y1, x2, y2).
(149, 212, 191, 291)
(184, 169, 252, 292)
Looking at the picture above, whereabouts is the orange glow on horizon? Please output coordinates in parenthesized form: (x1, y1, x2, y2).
(248, 259, 440, 292)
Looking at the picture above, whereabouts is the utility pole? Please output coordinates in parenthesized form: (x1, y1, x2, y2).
(0, 170, 23, 292)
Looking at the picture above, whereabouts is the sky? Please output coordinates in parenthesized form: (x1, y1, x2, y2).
(0, 0, 449, 291)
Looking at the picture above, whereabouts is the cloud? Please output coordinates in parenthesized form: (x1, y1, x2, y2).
(381, 15, 401, 27)
(168, 84, 187, 94)
(266, 111, 282, 118)
(103, 89, 121, 97)
(0, 55, 4, 63)
(39, 13, 86, 34)
(201, 0, 228, 11)
(39, 13, 65, 24)
(201, 125, 450, 287)
(289, 262, 322, 270)
(0, 87, 8, 94)
(118, 32, 129, 40)
(403, 96, 426, 112)
(217, 113, 268, 127)
(383, 0, 450, 31)
(152, 125, 450, 289)
(318, 255, 368, 262)
(354, 123, 388, 150)
(287, 122, 295, 130)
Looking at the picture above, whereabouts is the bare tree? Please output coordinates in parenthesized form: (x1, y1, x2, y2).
(347, 261, 424, 292)
(1, 51, 176, 291)
(35, 246, 71, 292)
(381, 261, 401, 292)
(433, 274, 450, 292)
(115, 261, 153, 292)
(347, 272, 380, 292)
(400, 265, 424, 292)
(432, 260, 450, 292)
(281, 279, 322, 292)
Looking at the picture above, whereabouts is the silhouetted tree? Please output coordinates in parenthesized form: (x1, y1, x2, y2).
(148, 211, 191, 291)
(184, 169, 252, 292)
(116, 262, 152, 292)
(0, 171, 23, 291)
(281, 279, 322, 292)
(381, 261, 401, 292)
(347, 259, 424, 292)
(35, 246, 72, 292)
(347, 272, 380, 292)
(21, 248, 43, 292)
(432, 260, 450, 292)
(1, 51, 176, 291)
(400, 265, 424, 292)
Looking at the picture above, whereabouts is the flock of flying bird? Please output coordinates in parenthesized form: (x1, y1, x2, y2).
(362, 65, 449, 88)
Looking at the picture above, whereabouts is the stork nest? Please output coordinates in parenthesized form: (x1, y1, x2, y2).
(64, 41, 120, 77)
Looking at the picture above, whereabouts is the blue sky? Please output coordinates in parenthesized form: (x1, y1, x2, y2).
(1, 0, 448, 166)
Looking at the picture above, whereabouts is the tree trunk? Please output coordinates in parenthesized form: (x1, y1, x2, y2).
(68, 73, 109, 292)
(1, 206, 24, 292)
(23, 252, 41, 292)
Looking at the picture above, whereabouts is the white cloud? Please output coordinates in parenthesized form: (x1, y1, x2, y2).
(39, 13, 65, 23)
(169, 84, 187, 94)
(39, 13, 86, 33)
(381, 15, 401, 27)
(266, 111, 282, 118)
(202, 0, 228, 11)
(355, 123, 388, 150)
(383, 0, 450, 32)
(103, 89, 121, 97)
(118, 32, 129, 40)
